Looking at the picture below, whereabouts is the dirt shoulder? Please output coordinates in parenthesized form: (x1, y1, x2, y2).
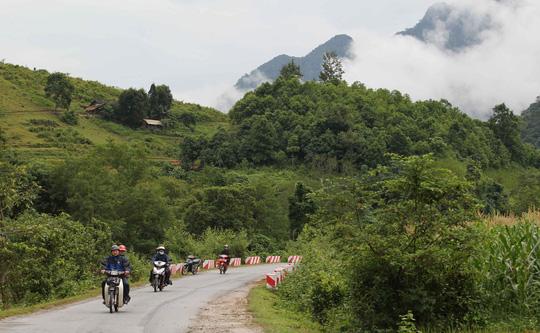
(187, 281, 263, 333)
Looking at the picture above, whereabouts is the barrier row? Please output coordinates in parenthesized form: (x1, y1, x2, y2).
(266, 262, 298, 289)
(169, 255, 302, 274)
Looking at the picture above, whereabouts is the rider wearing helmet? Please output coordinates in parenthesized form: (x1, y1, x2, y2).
(101, 245, 131, 304)
(149, 245, 172, 285)
(220, 244, 231, 264)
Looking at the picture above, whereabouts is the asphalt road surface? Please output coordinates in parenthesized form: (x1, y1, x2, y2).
(0, 264, 279, 333)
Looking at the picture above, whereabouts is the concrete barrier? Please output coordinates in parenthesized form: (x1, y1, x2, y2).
(230, 258, 241, 266)
(245, 256, 261, 265)
(202, 259, 215, 269)
(265, 256, 281, 263)
(287, 255, 302, 264)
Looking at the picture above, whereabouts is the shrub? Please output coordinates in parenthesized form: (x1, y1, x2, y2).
(61, 110, 78, 125)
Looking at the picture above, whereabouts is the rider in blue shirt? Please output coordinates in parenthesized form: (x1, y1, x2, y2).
(101, 245, 131, 304)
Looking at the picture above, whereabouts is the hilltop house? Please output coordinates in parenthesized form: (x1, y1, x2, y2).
(142, 118, 163, 130)
(84, 100, 106, 115)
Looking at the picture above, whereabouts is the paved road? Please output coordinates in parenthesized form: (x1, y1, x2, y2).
(0, 264, 279, 333)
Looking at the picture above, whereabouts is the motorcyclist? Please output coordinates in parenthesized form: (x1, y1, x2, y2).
(118, 244, 132, 271)
(220, 244, 231, 264)
(149, 245, 172, 285)
(101, 244, 131, 304)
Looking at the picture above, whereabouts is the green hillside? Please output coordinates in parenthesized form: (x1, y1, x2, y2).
(0, 62, 228, 162)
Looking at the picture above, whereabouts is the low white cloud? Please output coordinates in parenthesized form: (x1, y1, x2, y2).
(344, 0, 540, 118)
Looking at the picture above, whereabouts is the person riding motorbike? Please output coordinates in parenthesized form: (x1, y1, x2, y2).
(220, 244, 231, 264)
(101, 245, 131, 304)
(149, 245, 172, 285)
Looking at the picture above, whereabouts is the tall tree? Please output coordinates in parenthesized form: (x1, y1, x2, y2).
(115, 88, 149, 127)
(44, 72, 75, 110)
(319, 52, 344, 84)
(488, 103, 524, 163)
(288, 182, 316, 239)
(148, 84, 173, 119)
(279, 60, 302, 80)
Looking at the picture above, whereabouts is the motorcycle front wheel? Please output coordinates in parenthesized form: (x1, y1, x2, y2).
(153, 276, 158, 292)
(109, 292, 114, 313)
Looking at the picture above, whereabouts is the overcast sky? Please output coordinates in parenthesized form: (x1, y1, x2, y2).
(1, 0, 434, 104)
(2, 0, 539, 117)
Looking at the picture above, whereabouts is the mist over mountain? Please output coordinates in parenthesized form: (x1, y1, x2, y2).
(234, 34, 353, 91)
(397, 2, 494, 51)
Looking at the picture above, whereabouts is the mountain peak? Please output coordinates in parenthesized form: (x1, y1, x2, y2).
(398, 2, 492, 51)
(234, 34, 353, 91)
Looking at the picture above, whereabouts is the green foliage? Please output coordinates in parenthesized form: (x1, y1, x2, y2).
(319, 52, 344, 84)
(474, 221, 540, 316)
(182, 179, 289, 239)
(197, 78, 526, 171)
(148, 84, 173, 119)
(115, 88, 148, 127)
(288, 182, 316, 239)
(279, 61, 303, 80)
(350, 155, 481, 330)
(60, 110, 78, 125)
(521, 98, 540, 147)
(0, 162, 40, 220)
(0, 213, 110, 307)
(165, 226, 249, 259)
(44, 72, 74, 110)
(46, 143, 173, 254)
(488, 104, 525, 163)
(398, 311, 421, 333)
(279, 226, 349, 325)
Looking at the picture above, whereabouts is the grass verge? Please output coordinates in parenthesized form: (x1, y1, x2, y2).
(248, 284, 322, 333)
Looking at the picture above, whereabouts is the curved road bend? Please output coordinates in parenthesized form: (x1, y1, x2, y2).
(0, 264, 280, 333)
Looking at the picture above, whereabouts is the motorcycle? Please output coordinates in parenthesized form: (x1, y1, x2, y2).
(104, 270, 125, 313)
(182, 255, 201, 275)
(151, 260, 167, 292)
(217, 255, 229, 274)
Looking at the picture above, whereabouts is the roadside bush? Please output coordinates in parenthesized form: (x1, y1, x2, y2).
(166, 227, 249, 260)
(0, 213, 111, 307)
(60, 110, 78, 125)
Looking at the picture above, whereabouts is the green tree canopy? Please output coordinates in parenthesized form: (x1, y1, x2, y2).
(319, 52, 345, 84)
(44, 72, 75, 110)
(148, 84, 173, 119)
(279, 60, 302, 80)
(115, 88, 149, 127)
(488, 103, 525, 163)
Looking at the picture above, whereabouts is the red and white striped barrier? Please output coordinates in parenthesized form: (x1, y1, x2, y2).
(171, 263, 183, 274)
(288, 255, 302, 264)
(202, 259, 215, 269)
(230, 258, 241, 266)
(265, 256, 281, 264)
(266, 273, 279, 289)
(245, 256, 261, 265)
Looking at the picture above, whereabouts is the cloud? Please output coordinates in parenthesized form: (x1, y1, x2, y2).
(344, 0, 540, 118)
